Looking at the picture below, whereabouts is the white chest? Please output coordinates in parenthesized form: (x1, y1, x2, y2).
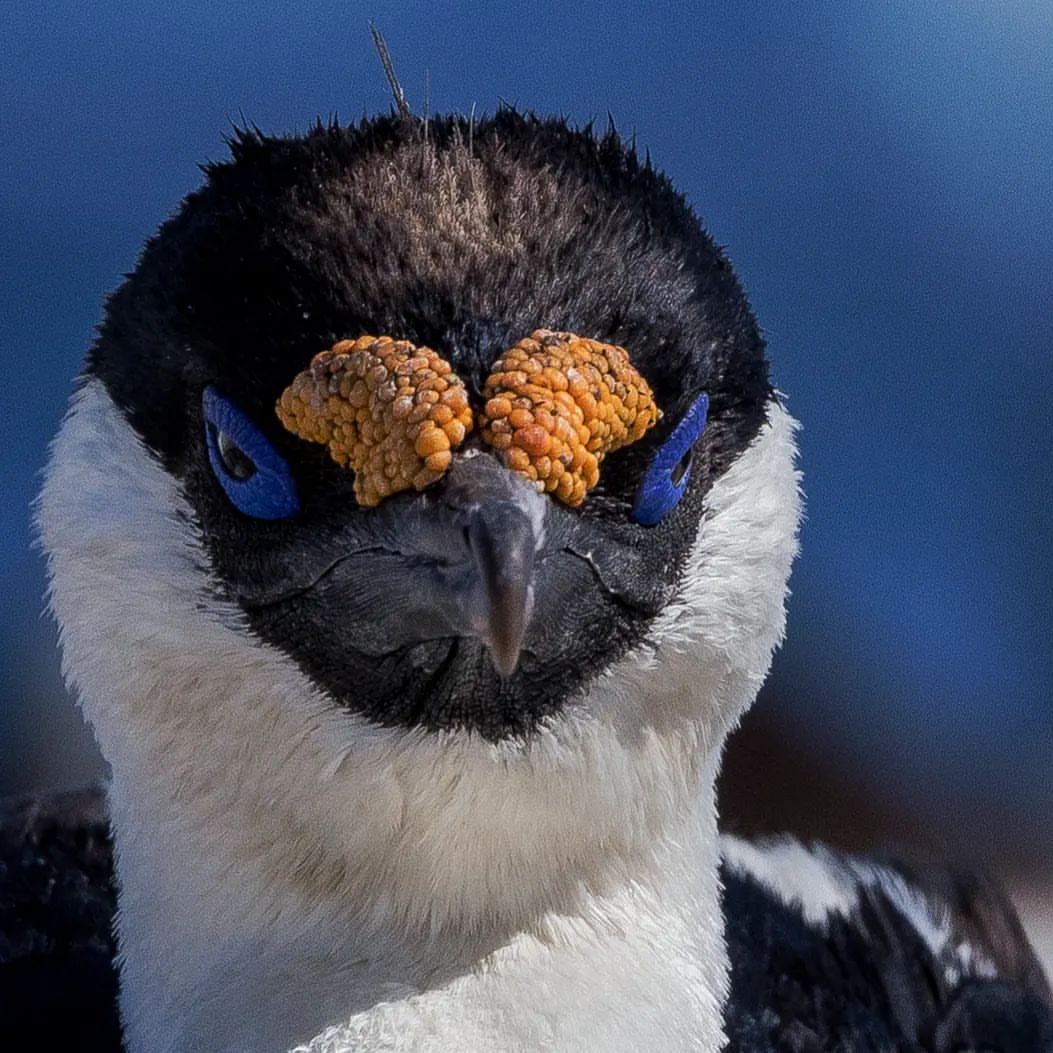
(130, 888, 725, 1053)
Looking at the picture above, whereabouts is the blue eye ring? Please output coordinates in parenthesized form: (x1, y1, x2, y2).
(202, 387, 300, 520)
(631, 393, 709, 527)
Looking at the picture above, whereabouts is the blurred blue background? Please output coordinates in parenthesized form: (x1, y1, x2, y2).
(1, 2, 1050, 877)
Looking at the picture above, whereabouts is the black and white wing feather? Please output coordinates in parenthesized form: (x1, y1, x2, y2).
(723, 838, 1053, 1052)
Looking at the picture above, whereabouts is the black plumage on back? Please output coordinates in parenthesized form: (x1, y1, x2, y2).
(0, 788, 120, 1049)
(723, 856, 1053, 1052)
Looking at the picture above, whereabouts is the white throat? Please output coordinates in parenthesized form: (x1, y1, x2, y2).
(38, 379, 800, 1053)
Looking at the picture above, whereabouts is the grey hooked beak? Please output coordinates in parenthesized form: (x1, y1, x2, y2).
(463, 500, 537, 676)
(427, 453, 546, 677)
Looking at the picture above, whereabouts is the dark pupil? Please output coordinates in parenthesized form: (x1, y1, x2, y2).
(215, 428, 256, 482)
(670, 447, 693, 487)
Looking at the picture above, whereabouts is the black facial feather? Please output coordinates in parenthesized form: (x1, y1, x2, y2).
(86, 110, 773, 740)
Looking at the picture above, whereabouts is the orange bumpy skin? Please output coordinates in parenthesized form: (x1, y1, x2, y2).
(276, 336, 473, 507)
(480, 330, 660, 506)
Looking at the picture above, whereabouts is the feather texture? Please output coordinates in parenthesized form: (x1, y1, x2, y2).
(3, 791, 1049, 1053)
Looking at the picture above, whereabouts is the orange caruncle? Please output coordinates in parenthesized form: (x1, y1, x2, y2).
(480, 330, 659, 506)
(276, 336, 473, 507)
(277, 330, 658, 509)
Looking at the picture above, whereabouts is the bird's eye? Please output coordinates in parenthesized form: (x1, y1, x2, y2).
(631, 393, 709, 526)
(214, 429, 256, 481)
(202, 387, 300, 520)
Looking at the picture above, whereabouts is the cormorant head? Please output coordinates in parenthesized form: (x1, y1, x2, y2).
(39, 111, 799, 926)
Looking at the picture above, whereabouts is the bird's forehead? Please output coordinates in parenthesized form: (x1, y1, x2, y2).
(90, 114, 767, 468)
(191, 136, 696, 390)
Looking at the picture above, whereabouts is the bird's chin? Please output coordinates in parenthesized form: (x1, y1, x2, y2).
(308, 634, 585, 741)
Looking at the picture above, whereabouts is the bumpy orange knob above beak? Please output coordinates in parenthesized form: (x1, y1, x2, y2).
(277, 330, 658, 510)
(276, 336, 473, 507)
(480, 330, 659, 506)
